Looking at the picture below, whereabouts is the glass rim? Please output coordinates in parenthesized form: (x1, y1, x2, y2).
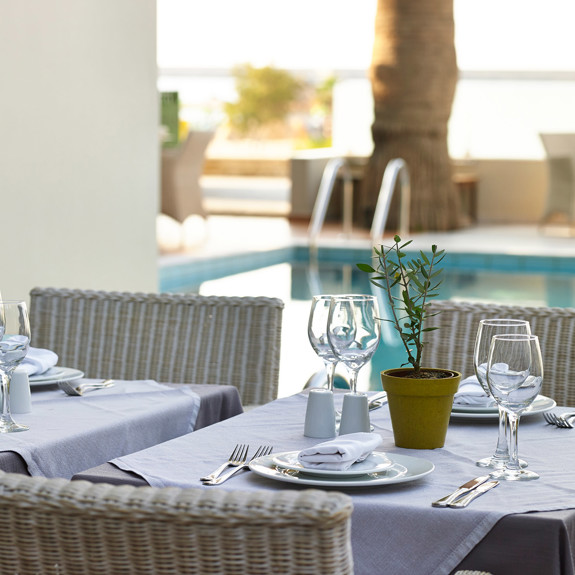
(479, 318, 529, 326)
(330, 294, 377, 300)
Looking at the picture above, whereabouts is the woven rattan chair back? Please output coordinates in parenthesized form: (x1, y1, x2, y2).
(0, 472, 354, 575)
(422, 300, 575, 406)
(29, 287, 284, 406)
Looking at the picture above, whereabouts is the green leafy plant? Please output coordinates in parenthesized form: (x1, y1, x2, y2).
(357, 235, 445, 376)
(224, 64, 302, 137)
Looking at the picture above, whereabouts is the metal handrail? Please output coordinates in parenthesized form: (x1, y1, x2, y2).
(308, 158, 354, 246)
(370, 158, 411, 244)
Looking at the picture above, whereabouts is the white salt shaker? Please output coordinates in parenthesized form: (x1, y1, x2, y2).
(339, 393, 370, 435)
(304, 389, 337, 438)
(9, 367, 32, 414)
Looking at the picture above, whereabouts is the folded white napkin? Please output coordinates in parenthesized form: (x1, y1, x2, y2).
(20, 347, 59, 376)
(453, 375, 496, 407)
(297, 432, 383, 471)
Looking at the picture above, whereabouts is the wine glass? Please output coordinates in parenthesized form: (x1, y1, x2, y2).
(473, 318, 530, 469)
(487, 333, 543, 481)
(308, 295, 339, 392)
(326, 295, 380, 394)
(0, 301, 31, 433)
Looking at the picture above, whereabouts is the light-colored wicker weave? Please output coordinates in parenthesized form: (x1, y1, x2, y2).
(0, 471, 353, 575)
(422, 300, 575, 406)
(29, 288, 284, 406)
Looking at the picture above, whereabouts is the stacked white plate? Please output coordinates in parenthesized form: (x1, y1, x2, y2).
(249, 450, 434, 488)
(29, 367, 84, 388)
(450, 394, 556, 420)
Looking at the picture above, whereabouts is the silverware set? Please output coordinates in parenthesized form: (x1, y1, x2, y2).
(201, 444, 273, 485)
(544, 411, 575, 428)
(432, 475, 499, 508)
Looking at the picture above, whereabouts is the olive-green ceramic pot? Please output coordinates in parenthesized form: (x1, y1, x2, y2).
(381, 367, 461, 449)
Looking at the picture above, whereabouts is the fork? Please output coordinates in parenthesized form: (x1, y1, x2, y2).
(203, 445, 273, 485)
(544, 411, 575, 428)
(200, 444, 249, 482)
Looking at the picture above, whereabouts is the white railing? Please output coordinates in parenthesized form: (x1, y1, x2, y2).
(370, 158, 411, 245)
(308, 157, 410, 247)
(308, 158, 354, 247)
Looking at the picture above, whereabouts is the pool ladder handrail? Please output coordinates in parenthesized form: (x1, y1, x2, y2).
(308, 157, 411, 247)
(370, 158, 411, 244)
(308, 158, 354, 247)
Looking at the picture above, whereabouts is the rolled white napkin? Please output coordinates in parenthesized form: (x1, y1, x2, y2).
(20, 347, 59, 376)
(453, 375, 496, 407)
(297, 432, 383, 471)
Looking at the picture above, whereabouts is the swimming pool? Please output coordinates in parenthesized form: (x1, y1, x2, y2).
(160, 246, 575, 397)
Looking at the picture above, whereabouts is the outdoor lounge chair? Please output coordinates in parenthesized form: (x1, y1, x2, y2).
(422, 300, 575, 406)
(161, 130, 214, 222)
(0, 471, 354, 575)
(29, 288, 284, 406)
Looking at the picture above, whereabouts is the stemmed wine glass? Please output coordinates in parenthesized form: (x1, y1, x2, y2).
(326, 295, 380, 394)
(487, 333, 543, 481)
(473, 319, 531, 469)
(308, 295, 339, 392)
(0, 301, 31, 433)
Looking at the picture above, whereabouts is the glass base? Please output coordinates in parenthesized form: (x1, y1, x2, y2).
(476, 456, 527, 469)
(0, 416, 28, 433)
(490, 467, 539, 481)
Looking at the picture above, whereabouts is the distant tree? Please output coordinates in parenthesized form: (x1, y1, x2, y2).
(360, 0, 462, 231)
(225, 64, 303, 137)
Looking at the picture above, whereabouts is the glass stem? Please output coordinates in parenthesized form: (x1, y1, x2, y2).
(493, 407, 510, 461)
(0, 372, 11, 422)
(348, 368, 358, 394)
(506, 412, 521, 472)
(325, 361, 336, 392)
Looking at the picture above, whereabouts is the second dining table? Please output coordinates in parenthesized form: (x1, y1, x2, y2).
(72, 389, 575, 575)
(0, 379, 243, 477)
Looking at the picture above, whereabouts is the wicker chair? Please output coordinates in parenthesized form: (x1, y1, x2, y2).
(29, 288, 284, 406)
(0, 471, 353, 575)
(422, 300, 575, 406)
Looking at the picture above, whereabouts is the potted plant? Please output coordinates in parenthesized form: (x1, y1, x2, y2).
(357, 235, 461, 449)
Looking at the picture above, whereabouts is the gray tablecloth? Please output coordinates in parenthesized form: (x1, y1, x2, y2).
(73, 391, 575, 575)
(1, 382, 243, 477)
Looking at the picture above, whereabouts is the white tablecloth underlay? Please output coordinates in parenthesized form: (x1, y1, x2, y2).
(0, 380, 200, 479)
(111, 391, 575, 575)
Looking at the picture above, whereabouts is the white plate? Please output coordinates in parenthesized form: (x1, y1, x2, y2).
(29, 367, 84, 387)
(272, 451, 393, 477)
(452, 403, 498, 414)
(250, 453, 434, 488)
(450, 395, 556, 420)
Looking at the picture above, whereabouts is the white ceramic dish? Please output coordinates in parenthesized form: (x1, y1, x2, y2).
(450, 395, 556, 420)
(29, 367, 84, 387)
(250, 453, 434, 488)
(273, 451, 393, 477)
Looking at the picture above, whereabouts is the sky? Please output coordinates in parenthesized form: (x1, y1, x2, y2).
(157, 0, 575, 72)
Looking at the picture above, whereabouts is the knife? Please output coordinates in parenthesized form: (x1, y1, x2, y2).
(431, 475, 491, 508)
(448, 480, 499, 508)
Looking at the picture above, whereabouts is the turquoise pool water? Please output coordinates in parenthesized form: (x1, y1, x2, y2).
(160, 246, 575, 396)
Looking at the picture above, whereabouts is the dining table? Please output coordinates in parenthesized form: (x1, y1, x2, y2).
(72, 389, 575, 575)
(0, 378, 243, 478)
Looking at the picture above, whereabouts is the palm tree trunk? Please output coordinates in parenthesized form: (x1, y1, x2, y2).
(360, 0, 461, 231)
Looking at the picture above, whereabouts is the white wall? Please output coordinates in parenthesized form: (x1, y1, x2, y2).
(0, 0, 159, 300)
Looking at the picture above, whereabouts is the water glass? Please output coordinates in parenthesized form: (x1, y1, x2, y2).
(473, 318, 530, 469)
(487, 333, 543, 481)
(0, 301, 31, 432)
(327, 294, 380, 394)
(308, 295, 339, 391)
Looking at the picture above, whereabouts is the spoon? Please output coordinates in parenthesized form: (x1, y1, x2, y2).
(58, 379, 115, 396)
